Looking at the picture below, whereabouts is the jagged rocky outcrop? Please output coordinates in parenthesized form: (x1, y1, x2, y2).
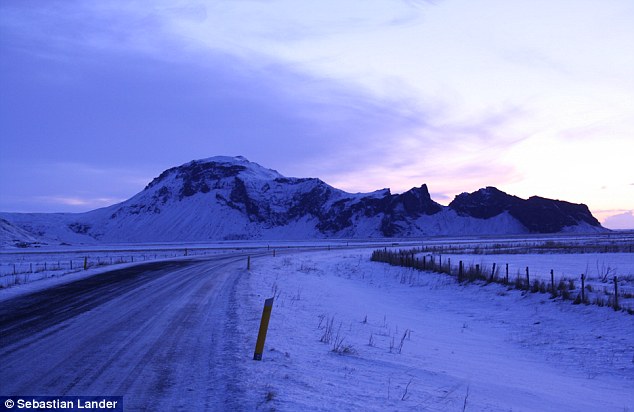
(448, 187, 601, 233)
(0, 156, 605, 245)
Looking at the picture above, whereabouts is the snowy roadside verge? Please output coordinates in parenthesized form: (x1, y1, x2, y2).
(232, 249, 634, 411)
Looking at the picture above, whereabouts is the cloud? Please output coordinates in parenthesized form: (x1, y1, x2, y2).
(36, 196, 125, 208)
(602, 211, 634, 230)
(0, 0, 531, 212)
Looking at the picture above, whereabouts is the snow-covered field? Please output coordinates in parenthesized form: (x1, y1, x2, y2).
(434, 252, 634, 282)
(235, 249, 634, 411)
(2, 234, 633, 410)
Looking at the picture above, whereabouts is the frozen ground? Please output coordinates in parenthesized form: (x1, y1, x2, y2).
(434, 253, 634, 281)
(416, 252, 634, 311)
(1, 240, 632, 411)
(235, 249, 634, 411)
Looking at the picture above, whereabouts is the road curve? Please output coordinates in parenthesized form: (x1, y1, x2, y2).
(0, 252, 252, 411)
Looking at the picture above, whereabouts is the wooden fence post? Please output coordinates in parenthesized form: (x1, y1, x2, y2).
(581, 274, 585, 303)
(505, 263, 509, 284)
(458, 261, 463, 282)
(525, 267, 530, 290)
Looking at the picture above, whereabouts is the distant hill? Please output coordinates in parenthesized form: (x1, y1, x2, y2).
(0, 156, 605, 247)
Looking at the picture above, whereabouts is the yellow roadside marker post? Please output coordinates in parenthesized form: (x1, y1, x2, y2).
(253, 297, 274, 361)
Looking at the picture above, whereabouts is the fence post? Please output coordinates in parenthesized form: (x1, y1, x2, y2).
(614, 276, 619, 310)
(490, 263, 496, 281)
(458, 261, 463, 282)
(247, 256, 251, 270)
(475, 264, 480, 279)
(581, 274, 585, 303)
(525, 267, 530, 290)
(253, 297, 275, 360)
(550, 270, 555, 296)
(505, 263, 509, 284)
(84, 257, 88, 270)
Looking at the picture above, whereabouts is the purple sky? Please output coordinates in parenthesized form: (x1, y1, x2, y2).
(1, 0, 633, 229)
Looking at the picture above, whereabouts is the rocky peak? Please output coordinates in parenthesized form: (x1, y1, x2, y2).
(449, 187, 601, 232)
(396, 184, 443, 216)
(143, 156, 284, 198)
(449, 186, 516, 219)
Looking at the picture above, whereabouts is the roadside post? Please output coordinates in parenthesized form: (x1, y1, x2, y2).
(253, 297, 274, 361)
(614, 276, 619, 310)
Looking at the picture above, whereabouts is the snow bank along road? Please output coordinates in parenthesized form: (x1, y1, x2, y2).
(0, 252, 256, 410)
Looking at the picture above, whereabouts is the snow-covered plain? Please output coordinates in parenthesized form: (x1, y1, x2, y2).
(2, 235, 633, 410)
(426, 252, 634, 308)
(235, 249, 634, 411)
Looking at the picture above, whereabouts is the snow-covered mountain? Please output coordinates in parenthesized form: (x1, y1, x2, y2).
(0, 156, 605, 246)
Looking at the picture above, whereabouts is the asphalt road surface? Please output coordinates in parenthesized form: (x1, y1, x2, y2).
(0, 253, 253, 411)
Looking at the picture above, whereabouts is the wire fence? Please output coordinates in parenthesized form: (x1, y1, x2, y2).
(371, 248, 633, 315)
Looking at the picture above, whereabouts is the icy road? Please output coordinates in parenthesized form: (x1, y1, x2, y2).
(0, 253, 250, 410)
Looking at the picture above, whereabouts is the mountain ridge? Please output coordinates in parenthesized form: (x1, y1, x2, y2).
(0, 156, 605, 246)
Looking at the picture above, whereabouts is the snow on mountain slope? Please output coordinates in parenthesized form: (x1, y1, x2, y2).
(0, 156, 606, 246)
(0, 213, 100, 247)
(0, 218, 44, 247)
